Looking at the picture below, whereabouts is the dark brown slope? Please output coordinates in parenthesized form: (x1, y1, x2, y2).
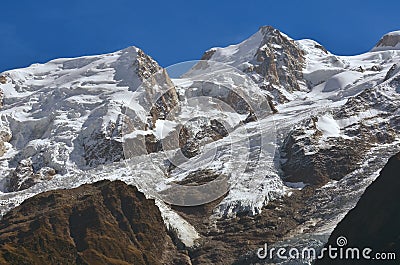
(315, 152, 400, 265)
(0, 180, 191, 265)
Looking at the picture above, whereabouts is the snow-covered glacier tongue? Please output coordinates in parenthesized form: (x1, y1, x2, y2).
(0, 25, 400, 264)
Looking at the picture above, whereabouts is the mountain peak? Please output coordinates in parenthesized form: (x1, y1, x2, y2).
(258, 25, 276, 34)
(258, 25, 292, 40)
(371, 30, 400, 52)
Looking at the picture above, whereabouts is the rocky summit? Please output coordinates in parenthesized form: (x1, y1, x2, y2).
(0, 25, 399, 264)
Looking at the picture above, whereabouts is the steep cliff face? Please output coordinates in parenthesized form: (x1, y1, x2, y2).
(0, 180, 191, 265)
(0, 115, 11, 157)
(315, 152, 400, 264)
(252, 26, 306, 94)
(6, 158, 56, 192)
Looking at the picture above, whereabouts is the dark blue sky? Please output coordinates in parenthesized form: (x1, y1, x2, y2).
(1, 0, 399, 72)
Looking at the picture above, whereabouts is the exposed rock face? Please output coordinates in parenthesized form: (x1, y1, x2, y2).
(281, 114, 398, 186)
(200, 25, 307, 103)
(371, 31, 400, 51)
(251, 26, 306, 94)
(315, 152, 400, 264)
(0, 180, 191, 265)
(0, 115, 11, 157)
(200, 49, 216, 61)
(78, 111, 125, 168)
(383, 64, 399, 81)
(0, 86, 8, 156)
(134, 49, 162, 80)
(6, 159, 56, 192)
(147, 70, 180, 125)
(281, 127, 368, 186)
(180, 119, 229, 159)
(0, 89, 3, 110)
(281, 120, 398, 187)
(0, 76, 6, 84)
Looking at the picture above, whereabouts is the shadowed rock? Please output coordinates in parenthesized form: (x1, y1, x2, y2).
(315, 152, 400, 264)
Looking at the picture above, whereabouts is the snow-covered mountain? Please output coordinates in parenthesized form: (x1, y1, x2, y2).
(0, 26, 399, 264)
(201, 26, 307, 103)
(371, 30, 400, 52)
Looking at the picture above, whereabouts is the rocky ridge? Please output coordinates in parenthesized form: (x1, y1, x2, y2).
(0, 180, 191, 265)
(201, 26, 307, 104)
